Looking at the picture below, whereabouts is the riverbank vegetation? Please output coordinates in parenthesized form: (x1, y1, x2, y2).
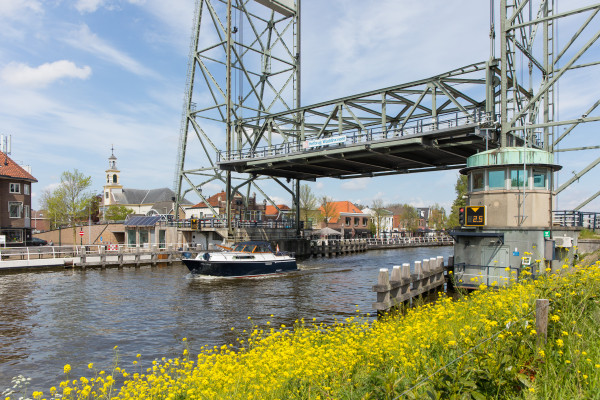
(9, 261, 600, 399)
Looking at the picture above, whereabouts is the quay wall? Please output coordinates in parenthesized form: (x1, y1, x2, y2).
(577, 239, 600, 254)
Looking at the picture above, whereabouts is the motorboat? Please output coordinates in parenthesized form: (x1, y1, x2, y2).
(183, 241, 297, 277)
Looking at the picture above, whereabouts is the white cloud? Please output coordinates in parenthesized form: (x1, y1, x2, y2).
(340, 178, 369, 190)
(1, 60, 91, 88)
(269, 196, 289, 206)
(75, 0, 105, 13)
(63, 24, 158, 78)
(0, 0, 42, 19)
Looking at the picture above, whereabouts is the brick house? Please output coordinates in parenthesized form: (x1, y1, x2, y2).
(0, 151, 37, 246)
(318, 201, 370, 238)
(189, 190, 265, 220)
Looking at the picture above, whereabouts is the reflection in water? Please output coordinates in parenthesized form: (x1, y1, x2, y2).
(0, 246, 453, 391)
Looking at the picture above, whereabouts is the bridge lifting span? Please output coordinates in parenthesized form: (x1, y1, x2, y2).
(174, 0, 600, 232)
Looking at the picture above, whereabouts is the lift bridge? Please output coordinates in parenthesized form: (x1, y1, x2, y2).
(174, 0, 600, 235)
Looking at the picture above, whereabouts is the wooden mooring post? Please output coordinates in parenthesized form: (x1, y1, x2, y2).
(373, 256, 446, 314)
(536, 299, 549, 347)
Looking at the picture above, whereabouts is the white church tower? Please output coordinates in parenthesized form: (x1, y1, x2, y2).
(103, 146, 123, 207)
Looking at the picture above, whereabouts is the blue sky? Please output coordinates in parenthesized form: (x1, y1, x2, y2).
(1, 0, 598, 213)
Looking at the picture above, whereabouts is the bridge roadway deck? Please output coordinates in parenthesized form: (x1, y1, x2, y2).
(218, 119, 497, 180)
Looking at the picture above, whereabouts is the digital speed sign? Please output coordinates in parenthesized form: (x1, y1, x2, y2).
(465, 206, 486, 227)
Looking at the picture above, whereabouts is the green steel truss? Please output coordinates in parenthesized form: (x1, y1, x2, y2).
(499, 0, 600, 206)
(174, 0, 300, 224)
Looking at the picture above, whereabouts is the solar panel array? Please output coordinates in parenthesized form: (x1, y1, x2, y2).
(123, 216, 162, 227)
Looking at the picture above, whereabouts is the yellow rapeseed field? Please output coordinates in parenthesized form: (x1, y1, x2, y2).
(16, 261, 600, 399)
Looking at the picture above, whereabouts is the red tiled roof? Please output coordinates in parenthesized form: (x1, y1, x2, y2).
(191, 191, 225, 209)
(265, 204, 290, 216)
(0, 151, 37, 182)
(190, 190, 248, 209)
(319, 201, 362, 224)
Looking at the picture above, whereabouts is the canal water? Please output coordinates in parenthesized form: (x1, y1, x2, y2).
(0, 246, 453, 391)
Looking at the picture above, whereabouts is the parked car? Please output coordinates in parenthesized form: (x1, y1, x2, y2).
(27, 237, 48, 246)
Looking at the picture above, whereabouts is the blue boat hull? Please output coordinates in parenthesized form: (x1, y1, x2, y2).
(183, 258, 297, 277)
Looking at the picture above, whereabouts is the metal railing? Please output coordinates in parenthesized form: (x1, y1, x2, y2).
(311, 236, 453, 247)
(552, 210, 600, 230)
(218, 109, 494, 162)
(453, 263, 541, 288)
(165, 219, 297, 229)
(0, 243, 183, 263)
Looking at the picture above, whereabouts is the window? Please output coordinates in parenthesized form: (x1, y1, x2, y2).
(113, 174, 118, 183)
(24, 184, 30, 195)
(533, 169, 547, 188)
(511, 169, 528, 188)
(9, 183, 20, 193)
(127, 229, 137, 247)
(159, 230, 166, 248)
(139, 230, 149, 246)
(345, 217, 351, 226)
(24, 205, 30, 219)
(362, 218, 368, 227)
(5, 229, 23, 243)
(471, 171, 484, 191)
(9, 202, 22, 218)
(488, 169, 505, 189)
(354, 217, 360, 226)
(105, 192, 109, 199)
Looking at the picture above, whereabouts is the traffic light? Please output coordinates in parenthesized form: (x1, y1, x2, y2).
(459, 207, 465, 225)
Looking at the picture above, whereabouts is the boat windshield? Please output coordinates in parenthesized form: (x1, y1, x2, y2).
(233, 244, 249, 252)
(232, 243, 272, 253)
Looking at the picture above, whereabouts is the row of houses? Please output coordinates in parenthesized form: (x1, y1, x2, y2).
(1, 148, 440, 247)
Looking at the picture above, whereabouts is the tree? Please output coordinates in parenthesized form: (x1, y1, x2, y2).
(41, 169, 94, 243)
(41, 189, 68, 230)
(319, 196, 338, 227)
(428, 203, 447, 230)
(388, 203, 419, 232)
(299, 184, 318, 227)
(369, 198, 387, 238)
(446, 174, 468, 228)
(104, 205, 134, 221)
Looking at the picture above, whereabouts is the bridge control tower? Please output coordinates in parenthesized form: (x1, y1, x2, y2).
(452, 147, 578, 288)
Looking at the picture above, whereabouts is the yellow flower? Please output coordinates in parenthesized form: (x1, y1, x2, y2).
(538, 350, 545, 358)
(556, 339, 564, 347)
(88, 363, 93, 369)
(63, 364, 71, 374)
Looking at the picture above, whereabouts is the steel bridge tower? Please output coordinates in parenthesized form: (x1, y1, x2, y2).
(174, 0, 300, 235)
(498, 0, 600, 208)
